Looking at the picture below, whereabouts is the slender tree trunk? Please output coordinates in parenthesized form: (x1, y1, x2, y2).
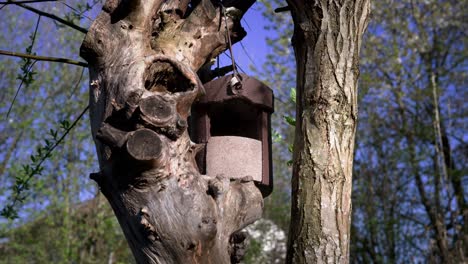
(286, 1, 370, 263)
(80, 1, 262, 263)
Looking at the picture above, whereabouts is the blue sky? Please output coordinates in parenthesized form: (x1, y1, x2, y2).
(224, 3, 270, 74)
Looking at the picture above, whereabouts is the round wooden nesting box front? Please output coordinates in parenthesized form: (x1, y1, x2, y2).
(190, 74, 274, 197)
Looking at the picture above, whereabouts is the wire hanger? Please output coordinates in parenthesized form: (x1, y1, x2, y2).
(220, 3, 243, 92)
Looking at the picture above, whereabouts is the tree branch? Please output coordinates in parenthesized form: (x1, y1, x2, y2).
(0, 0, 57, 4)
(11, 1, 87, 33)
(198, 64, 234, 83)
(0, 49, 88, 67)
(1, 105, 89, 219)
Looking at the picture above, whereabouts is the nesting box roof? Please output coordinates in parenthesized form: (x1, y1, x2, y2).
(198, 74, 274, 112)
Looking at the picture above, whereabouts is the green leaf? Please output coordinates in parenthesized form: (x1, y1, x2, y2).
(272, 129, 283, 143)
(1, 205, 19, 219)
(60, 120, 71, 130)
(283, 115, 296, 127)
(290, 88, 296, 103)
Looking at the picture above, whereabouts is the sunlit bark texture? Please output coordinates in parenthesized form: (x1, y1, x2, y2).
(286, 1, 370, 263)
(80, 1, 262, 263)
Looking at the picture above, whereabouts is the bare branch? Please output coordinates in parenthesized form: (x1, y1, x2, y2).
(0, 0, 57, 4)
(274, 6, 290, 13)
(198, 64, 234, 83)
(0, 49, 88, 67)
(1, 105, 89, 219)
(12, 1, 87, 33)
(7, 14, 41, 118)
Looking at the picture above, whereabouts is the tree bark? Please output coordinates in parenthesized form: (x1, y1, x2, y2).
(80, 1, 261, 263)
(286, 1, 370, 263)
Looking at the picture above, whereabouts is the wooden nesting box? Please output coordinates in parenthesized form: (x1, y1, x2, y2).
(190, 74, 274, 197)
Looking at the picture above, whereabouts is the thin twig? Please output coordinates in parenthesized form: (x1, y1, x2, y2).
(239, 41, 258, 68)
(0, 0, 57, 4)
(7, 60, 37, 118)
(223, 52, 246, 74)
(0, 50, 88, 67)
(12, 1, 87, 33)
(7, 15, 41, 119)
(274, 6, 290, 13)
(4, 105, 89, 214)
(69, 67, 85, 99)
(60, 2, 92, 21)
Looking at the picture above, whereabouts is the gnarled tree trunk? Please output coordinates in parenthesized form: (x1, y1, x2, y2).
(80, 1, 261, 263)
(286, 1, 370, 263)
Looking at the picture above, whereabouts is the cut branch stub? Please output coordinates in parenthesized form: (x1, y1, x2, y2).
(143, 56, 204, 119)
(122, 89, 144, 120)
(126, 128, 164, 161)
(96, 122, 129, 149)
(139, 95, 175, 126)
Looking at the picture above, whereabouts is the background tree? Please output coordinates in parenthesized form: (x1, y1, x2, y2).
(351, 0, 467, 263)
(0, 1, 132, 262)
(255, 0, 466, 263)
(285, 1, 371, 263)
